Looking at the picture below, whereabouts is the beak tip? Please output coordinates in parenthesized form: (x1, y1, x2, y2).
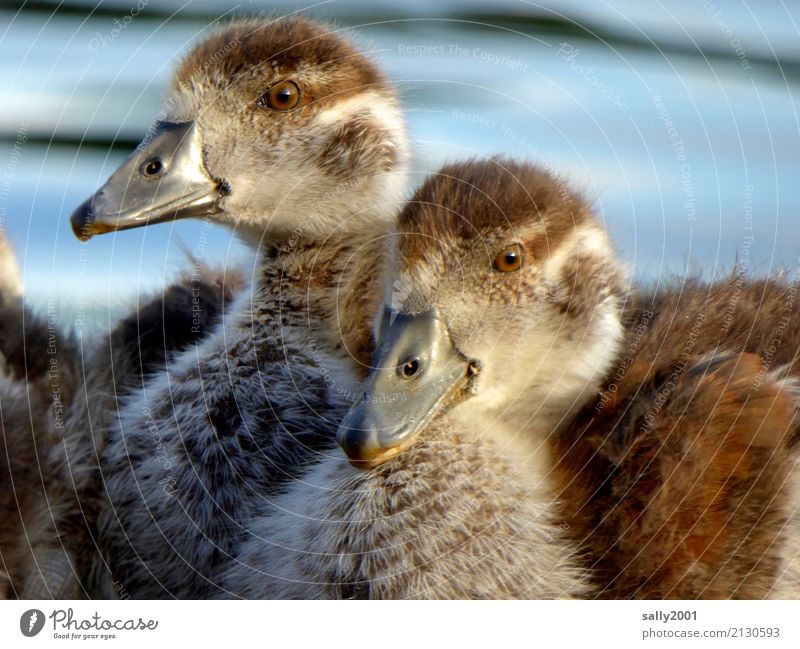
(69, 200, 96, 241)
(337, 410, 412, 470)
(336, 425, 367, 461)
(337, 415, 382, 467)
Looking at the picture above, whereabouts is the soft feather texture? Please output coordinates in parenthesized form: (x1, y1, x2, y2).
(222, 161, 800, 600)
(93, 224, 392, 598)
(554, 276, 800, 598)
(0, 232, 81, 598)
(162, 17, 408, 246)
(217, 159, 621, 599)
(222, 414, 588, 599)
(0, 265, 236, 598)
(88, 17, 409, 598)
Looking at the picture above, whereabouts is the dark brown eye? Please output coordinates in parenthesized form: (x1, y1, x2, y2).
(494, 243, 525, 273)
(400, 358, 420, 379)
(141, 158, 164, 177)
(261, 80, 301, 110)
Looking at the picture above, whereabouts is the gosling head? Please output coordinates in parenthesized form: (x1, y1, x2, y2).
(71, 17, 408, 245)
(338, 159, 628, 467)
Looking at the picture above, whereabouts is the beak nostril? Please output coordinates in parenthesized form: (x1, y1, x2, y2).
(400, 358, 421, 380)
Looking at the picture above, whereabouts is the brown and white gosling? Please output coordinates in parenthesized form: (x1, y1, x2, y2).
(66, 17, 410, 598)
(220, 159, 800, 599)
(217, 159, 623, 598)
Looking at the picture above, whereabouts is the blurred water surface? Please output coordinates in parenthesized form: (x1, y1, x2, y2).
(0, 0, 798, 328)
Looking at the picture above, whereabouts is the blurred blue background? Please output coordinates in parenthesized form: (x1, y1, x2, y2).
(0, 0, 798, 327)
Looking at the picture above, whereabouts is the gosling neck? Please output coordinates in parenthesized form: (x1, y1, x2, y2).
(252, 208, 396, 374)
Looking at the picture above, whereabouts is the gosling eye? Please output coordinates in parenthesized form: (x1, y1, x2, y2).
(493, 243, 525, 273)
(259, 80, 301, 110)
(400, 358, 421, 380)
(140, 157, 165, 178)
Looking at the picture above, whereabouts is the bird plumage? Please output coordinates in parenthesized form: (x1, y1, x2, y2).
(222, 159, 800, 599)
(554, 275, 800, 598)
(83, 17, 409, 598)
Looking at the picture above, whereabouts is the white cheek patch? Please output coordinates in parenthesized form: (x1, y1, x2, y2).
(314, 91, 406, 146)
(459, 223, 624, 431)
(542, 223, 612, 284)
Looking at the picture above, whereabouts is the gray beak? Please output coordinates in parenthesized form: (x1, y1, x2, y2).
(337, 307, 479, 469)
(70, 121, 222, 240)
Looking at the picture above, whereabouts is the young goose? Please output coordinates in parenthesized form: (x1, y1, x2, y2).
(221, 159, 799, 599)
(65, 18, 409, 598)
(218, 158, 625, 598)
